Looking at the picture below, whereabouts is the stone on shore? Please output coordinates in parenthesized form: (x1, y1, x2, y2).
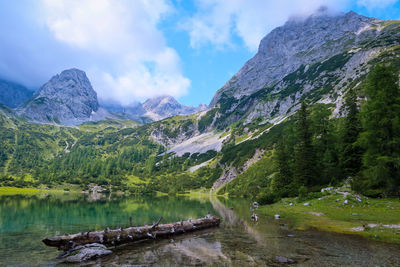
(61, 243, 112, 263)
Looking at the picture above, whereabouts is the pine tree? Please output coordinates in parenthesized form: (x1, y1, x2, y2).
(341, 88, 362, 178)
(311, 104, 340, 184)
(272, 137, 293, 197)
(357, 65, 400, 196)
(294, 102, 317, 187)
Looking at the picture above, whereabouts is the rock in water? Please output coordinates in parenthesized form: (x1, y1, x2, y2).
(61, 243, 112, 263)
(274, 256, 296, 264)
(18, 68, 104, 125)
(251, 213, 258, 221)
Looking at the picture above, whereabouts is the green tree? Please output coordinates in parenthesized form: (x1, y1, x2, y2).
(340, 88, 362, 178)
(356, 65, 400, 196)
(311, 104, 341, 184)
(271, 137, 293, 197)
(294, 102, 317, 187)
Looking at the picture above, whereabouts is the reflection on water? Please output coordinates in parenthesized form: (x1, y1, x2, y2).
(0, 193, 399, 266)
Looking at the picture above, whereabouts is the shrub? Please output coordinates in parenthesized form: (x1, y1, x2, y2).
(298, 185, 308, 198)
(258, 192, 278, 205)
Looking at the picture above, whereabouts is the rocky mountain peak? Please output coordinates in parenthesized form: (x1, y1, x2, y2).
(18, 68, 103, 125)
(210, 10, 379, 106)
(142, 95, 207, 121)
(103, 95, 207, 123)
(142, 95, 181, 111)
(34, 68, 99, 111)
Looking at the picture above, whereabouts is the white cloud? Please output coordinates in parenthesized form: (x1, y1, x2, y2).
(183, 0, 351, 51)
(40, 0, 190, 106)
(99, 67, 190, 106)
(357, 0, 398, 10)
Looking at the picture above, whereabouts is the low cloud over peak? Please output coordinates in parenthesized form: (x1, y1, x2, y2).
(0, 0, 189, 106)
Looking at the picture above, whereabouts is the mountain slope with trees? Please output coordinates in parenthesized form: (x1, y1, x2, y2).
(0, 11, 399, 199)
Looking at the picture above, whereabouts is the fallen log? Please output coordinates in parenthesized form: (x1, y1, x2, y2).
(43, 215, 220, 251)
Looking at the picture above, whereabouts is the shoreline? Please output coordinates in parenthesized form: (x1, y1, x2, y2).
(258, 193, 400, 244)
(0, 186, 74, 195)
(2, 185, 399, 245)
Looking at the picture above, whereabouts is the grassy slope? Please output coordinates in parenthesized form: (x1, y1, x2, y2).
(259, 190, 400, 244)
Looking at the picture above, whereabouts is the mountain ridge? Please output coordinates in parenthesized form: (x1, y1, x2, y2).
(104, 95, 207, 123)
(210, 10, 379, 106)
(17, 68, 107, 125)
(0, 79, 34, 108)
(203, 10, 400, 133)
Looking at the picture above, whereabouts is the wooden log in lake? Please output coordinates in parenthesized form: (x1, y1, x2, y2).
(42, 215, 220, 251)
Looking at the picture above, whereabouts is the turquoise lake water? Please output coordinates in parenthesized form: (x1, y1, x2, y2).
(0, 193, 399, 266)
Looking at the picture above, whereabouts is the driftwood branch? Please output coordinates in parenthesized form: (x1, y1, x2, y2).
(42, 215, 220, 251)
(151, 216, 163, 229)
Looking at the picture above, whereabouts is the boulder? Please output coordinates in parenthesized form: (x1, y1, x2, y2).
(61, 243, 112, 263)
(274, 256, 296, 264)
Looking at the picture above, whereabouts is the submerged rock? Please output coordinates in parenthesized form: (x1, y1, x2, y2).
(274, 256, 296, 264)
(61, 243, 112, 263)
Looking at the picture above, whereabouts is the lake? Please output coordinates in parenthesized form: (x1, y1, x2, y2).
(0, 193, 399, 266)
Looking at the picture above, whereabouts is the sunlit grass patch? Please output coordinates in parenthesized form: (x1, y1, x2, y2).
(259, 194, 400, 244)
(0, 186, 64, 195)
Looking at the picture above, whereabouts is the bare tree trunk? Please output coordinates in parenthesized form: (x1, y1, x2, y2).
(43, 215, 220, 251)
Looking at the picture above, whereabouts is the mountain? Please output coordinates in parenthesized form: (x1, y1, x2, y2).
(141, 95, 207, 121)
(2, 10, 400, 198)
(208, 10, 400, 129)
(0, 79, 33, 108)
(106, 95, 207, 122)
(18, 68, 110, 125)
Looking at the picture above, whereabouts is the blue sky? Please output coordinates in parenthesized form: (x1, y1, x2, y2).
(0, 0, 400, 106)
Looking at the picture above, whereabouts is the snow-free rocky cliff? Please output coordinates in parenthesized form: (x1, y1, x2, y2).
(207, 10, 400, 129)
(210, 10, 378, 105)
(18, 68, 108, 125)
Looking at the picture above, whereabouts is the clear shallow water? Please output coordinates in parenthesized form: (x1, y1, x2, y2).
(0, 194, 399, 266)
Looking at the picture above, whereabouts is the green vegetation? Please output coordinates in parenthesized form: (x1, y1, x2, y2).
(340, 88, 363, 178)
(218, 151, 275, 198)
(294, 102, 318, 187)
(0, 111, 220, 194)
(353, 65, 400, 197)
(198, 108, 217, 132)
(258, 191, 400, 244)
(0, 186, 64, 195)
(220, 65, 400, 204)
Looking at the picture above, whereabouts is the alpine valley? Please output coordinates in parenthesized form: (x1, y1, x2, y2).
(1, 10, 400, 202)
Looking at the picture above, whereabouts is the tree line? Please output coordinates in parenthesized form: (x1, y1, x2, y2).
(272, 65, 400, 199)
